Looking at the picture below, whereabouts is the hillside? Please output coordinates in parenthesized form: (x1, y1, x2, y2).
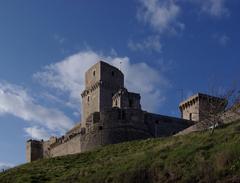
(1, 121, 240, 183)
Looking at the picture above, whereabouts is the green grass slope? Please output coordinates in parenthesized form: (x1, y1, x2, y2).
(1, 121, 240, 183)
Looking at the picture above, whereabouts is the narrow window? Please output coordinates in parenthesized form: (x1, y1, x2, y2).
(189, 113, 192, 120)
(93, 70, 96, 76)
(122, 111, 126, 120)
(118, 110, 121, 119)
(111, 71, 114, 76)
(115, 100, 118, 106)
(129, 99, 133, 107)
(87, 96, 90, 102)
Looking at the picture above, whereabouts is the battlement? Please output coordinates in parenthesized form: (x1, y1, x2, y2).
(81, 61, 124, 125)
(26, 61, 224, 162)
(112, 88, 141, 109)
(179, 93, 227, 122)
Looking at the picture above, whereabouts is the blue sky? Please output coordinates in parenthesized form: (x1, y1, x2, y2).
(0, 0, 239, 168)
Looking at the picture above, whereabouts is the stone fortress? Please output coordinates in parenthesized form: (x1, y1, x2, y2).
(26, 61, 225, 162)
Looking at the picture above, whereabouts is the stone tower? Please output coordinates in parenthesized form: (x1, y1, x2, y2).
(81, 61, 124, 126)
(179, 93, 227, 122)
(26, 140, 43, 162)
(112, 88, 141, 109)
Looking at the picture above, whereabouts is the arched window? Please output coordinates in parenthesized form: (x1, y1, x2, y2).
(87, 96, 90, 102)
(93, 70, 96, 76)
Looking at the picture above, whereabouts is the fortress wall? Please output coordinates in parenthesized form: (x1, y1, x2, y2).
(50, 135, 81, 157)
(80, 129, 103, 152)
(82, 63, 101, 123)
(181, 101, 200, 121)
(100, 62, 124, 88)
(99, 108, 191, 138)
(80, 108, 153, 152)
(145, 113, 193, 137)
(100, 108, 147, 130)
(82, 86, 100, 125)
(100, 86, 118, 111)
(85, 62, 101, 88)
(99, 67, 124, 112)
(223, 110, 240, 123)
(40, 109, 192, 159)
(127, 92, 141, 109)
(80, 124, 152, 152)
(42, 141, 51, 158)
(99, 62, 124, 112)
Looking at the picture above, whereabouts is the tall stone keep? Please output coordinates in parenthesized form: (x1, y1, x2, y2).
(26, 61, 194, 162)
(81, 61, 124, 126)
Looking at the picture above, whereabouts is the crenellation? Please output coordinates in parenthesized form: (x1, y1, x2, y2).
(179, 93, 226, 122)
(26, 61, 225, 162)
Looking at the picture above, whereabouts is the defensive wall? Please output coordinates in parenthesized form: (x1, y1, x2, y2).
(27, 61, 225, 162)
(27, 108, 192, 161)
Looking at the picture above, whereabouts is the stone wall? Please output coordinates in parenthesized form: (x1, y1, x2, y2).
(99, 62, 124, 112)
(50, 135, 82, 157)
(112, 88, 141, 110)
(81, 61, 124, 125)
(179, 93, 227, 122)
(179, 97, 200, 122)
(27, 107, 193, 162)
(81, 61, 101, 124)
(26, 140, 43, 162)
(145, 113, 193, 137)
(26, 61, 195, 162)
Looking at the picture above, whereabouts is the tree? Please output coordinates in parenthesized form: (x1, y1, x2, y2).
(198, 88, 240, 134)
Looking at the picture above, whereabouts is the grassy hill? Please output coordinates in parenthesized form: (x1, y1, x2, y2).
(1, 121, 240, 183)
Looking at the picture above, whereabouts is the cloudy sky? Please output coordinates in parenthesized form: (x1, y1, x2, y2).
(0, 0, 239, 168)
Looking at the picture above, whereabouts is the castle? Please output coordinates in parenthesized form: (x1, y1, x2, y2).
(26, 61, 225, 162)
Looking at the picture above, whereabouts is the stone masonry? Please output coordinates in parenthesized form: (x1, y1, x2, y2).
(179, 93, 227, 122)
(26, 61, 223, 162)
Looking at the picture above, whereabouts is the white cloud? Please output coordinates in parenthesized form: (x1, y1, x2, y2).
(110, 57, 168, 112)
(0, 163, 13, 171)
(180, 0, 229, 17)
(218, 34, 230, 46)
(128, 35, 162, 52)
(213, 33, 230, 46)
(34, 50, 169, 113)
(24, 126, 50, 140)
(34, 51, 99, 109)
(137, 0, 184, 34)
(54, 34, 66, 44)
(134, 0, 229, 53)
(0, 81, 73, 138)
(133, 0, 184, 52)
(198, 0, 228, 17)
